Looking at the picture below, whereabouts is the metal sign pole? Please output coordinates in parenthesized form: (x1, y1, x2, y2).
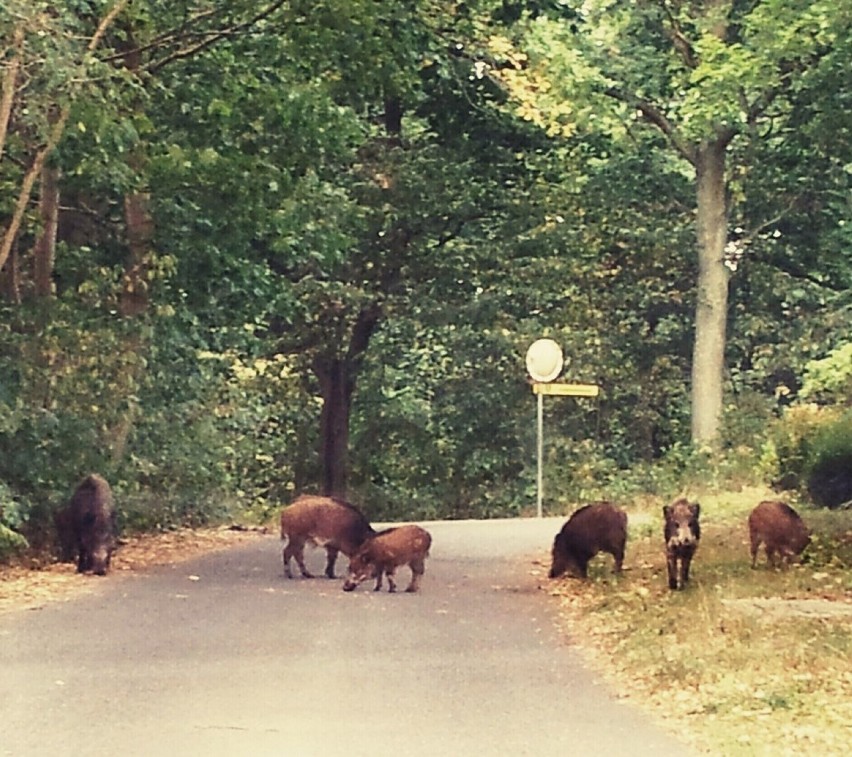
(531, 382, 601, 518)
(536, 390, 544, 519)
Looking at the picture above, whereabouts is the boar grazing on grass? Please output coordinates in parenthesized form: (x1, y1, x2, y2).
(548, 502, 627, 579)
(748, 500, 810, 568)
(57, 474, 117, 576)
(342, 524, 432, 593)
(663, 498, 700, 590)
(280, 495, 376, 579)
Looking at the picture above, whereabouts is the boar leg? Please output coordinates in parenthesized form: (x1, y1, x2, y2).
(666, 553, 678, 590)
(749, 536, 761, 568)
(680, 553, 693, 587)
(385, 569, 397, 593)
(324, 546, 340, 579)
(77, 545, 90, 574)
(373, 570, 384, 592)
(405, 559, 425, 592)
(283, 538, 313, 578)
(613, 539, 626, 573)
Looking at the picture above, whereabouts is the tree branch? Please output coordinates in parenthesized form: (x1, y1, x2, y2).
(657, 0, 699, 68)
(604, 87, 697, 165)
(100, 0, 289, 73)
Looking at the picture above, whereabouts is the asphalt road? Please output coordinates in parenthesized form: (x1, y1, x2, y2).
(1, 518, 694, 757)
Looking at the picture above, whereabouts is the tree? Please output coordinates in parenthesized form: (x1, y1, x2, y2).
(484, 0, 850, 447)
(0, 1, 131, 278)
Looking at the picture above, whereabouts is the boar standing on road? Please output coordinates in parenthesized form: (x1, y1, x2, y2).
(58, 474, 117, 576)
(663, 498, 700, 590)
(280, 494, 376, 579)
(548, 502, 628, 579)
(342, 524, 432, 593)
(748, 500, 810, 568)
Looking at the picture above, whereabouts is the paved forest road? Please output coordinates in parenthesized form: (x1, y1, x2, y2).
(2, 518, 693, 757)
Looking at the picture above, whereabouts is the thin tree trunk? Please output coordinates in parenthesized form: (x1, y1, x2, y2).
(0, 24, 24, 163)
(33, 164, 60, 298)
(691, 137, 730, 447)
(120, 190, 153, 316)
(0, 240, 21, 303)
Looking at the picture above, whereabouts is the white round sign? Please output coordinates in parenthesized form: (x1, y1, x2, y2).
(525, 338, 564, 382)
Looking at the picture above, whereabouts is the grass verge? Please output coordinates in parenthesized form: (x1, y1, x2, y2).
(544, 487, 852, 755)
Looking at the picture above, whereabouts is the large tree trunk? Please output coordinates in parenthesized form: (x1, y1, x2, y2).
(691, 137, 731, 447)
(312, 304, 383, 498)
(314, 357, 353, 499)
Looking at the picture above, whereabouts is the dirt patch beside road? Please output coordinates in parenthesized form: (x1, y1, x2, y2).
(722, 596, 852, 620)
(0, 526, 268, 614)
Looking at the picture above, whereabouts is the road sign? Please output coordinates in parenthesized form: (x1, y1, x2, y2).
(525, 339, 564, 383)
(532, 382, 600, 397)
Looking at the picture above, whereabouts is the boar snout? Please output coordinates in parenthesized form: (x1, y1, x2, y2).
(667, 525, 697, 549)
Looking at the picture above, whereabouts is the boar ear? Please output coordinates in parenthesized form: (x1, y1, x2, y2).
(692, 503, 701, 516)
(662, 505, 671, 518)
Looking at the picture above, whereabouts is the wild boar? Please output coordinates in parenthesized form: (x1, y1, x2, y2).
(663, 498, 700, 590)
(60, 474, 117, 576)
(548, 502, 627, 579)
(342, 524, 432, 593)
(280, 494, 376, 579)
(748, 500, 810, 568)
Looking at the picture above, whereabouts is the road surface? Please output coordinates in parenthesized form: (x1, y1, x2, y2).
(1, 518, 694, 756)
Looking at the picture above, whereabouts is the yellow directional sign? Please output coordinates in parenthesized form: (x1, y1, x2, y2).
(532, 382, 600, 397)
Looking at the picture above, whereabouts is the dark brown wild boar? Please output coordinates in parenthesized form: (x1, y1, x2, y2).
(59, 474, 117, 576)
(663, 498, 700, 590)
(342, 524, 432, 593)
(748, 500, 810, 568)
(280, 495, 375, 579)
(548, 502, 627, 579)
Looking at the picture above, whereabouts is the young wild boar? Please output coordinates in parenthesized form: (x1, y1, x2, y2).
(58, 474, 117, 576)
(748, 500, 810, 568)
(280, 494, 376, 579)
(663, 498, 700, 590)
(342, 524, 432, 593)
(548, 502, 627, 579)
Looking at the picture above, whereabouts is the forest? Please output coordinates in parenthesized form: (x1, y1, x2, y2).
(1, 1, 850, 559)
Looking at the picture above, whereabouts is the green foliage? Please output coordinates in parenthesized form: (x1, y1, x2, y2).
(1, 1, 848, 543)
(0, 481, 28, 562)
(768, 405, 835, 491)
(350, 323, 533, 520)
(800, 343, 852, 403)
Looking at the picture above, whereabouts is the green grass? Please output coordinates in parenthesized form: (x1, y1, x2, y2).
(546, 487, 852, 755)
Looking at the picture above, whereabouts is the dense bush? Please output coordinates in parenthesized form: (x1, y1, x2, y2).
(0, 480, 28, 562)
(767, 405, 852, 509)
(806, 411, 852, 509)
